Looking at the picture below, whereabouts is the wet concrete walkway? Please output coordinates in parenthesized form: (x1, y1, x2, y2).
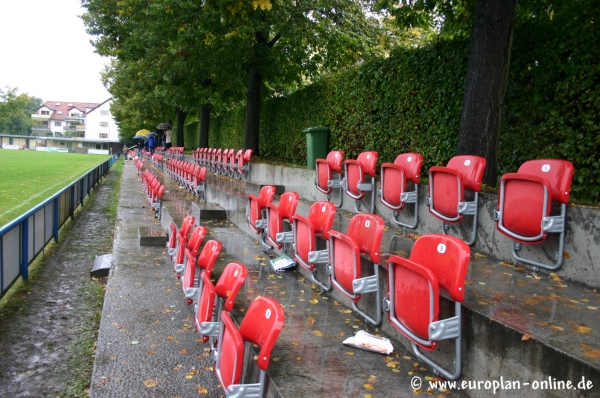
(90, 160, 465, 397)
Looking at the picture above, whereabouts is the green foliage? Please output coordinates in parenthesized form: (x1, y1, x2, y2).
(209, 5, 600, 203)
(0, 87, 42, 135)
(501, 0, 600, 202)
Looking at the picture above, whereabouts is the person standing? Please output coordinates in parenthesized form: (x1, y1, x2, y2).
(137, 139, 143, 157)
(148, 134, 156, 155)
(165, 128, 173, 150)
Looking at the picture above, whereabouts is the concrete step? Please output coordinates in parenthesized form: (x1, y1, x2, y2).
(146, 158, 600, 398)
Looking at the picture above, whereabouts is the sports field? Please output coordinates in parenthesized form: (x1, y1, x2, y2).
(0, 150, 112, 226)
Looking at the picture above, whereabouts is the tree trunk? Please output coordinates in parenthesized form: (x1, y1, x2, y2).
(176, 106, 186, 147)
(457, 0, 518, 186)
(244, 69, 263, 154)
(199, 105, 210, 148)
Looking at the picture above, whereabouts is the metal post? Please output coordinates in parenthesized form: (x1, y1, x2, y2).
(20, 219, 29, 280)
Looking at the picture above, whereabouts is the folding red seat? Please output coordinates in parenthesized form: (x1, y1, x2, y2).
(233, 149, 243, 179)
(220, 149, 230, 175)
(166, 221, 178, 253)
(427, 155, 486, 246)
(201, 148, 208, 167)
(494, 159, 574, 270)
(196, 261, 247, 350)
(193, 167, 207, 200)
(385, 234, 470, 380)
(151, 184, 164, 218)
(342, 151, 378, 213)
(246, 185, 275, 236)
(379, 152, 423, 229)
(264, 192, 299, 252)
(168, 215, 195, 258)
(174, 225, 207, 276)
(181, 239, 222, 305)
(315, 150, 344, 206)
(330, 213, 385, 325)
(213, 296, 284, 398)
(215, 149, 223, 174)
(292, 201, 336, 291)
(210, 148, 218, 172)
(227, 149, 237, 177)
(237, 149, 253, 180)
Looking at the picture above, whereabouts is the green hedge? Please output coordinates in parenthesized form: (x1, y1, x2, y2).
(206, 8, 599, 203)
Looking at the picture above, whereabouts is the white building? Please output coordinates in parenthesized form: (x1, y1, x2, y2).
(30, 99, 119, 146)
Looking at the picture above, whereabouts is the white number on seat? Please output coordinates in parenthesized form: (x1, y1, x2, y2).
(265, 309, 272, 319)
(437, 243, 446, 254)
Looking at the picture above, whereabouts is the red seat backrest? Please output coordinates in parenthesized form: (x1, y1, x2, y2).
(216, 312, 245, 388)
(179, 216, 196, 241)
(197, 240, 222, 279)
(517, 159, 574, 204)
(408, 234, 470, 302)
(215, 262, 247, 312)
(243, 149, 253, 162)
(326, 150, 344, 173)
(356, 151, 378, 177)
(257, 185, 276, 208)
(446, 155, 486, 192)
(278, 192, 299, 223)
(307, 201, 336, 239)
(186, 226, 207, 257)
(239, 296, 285, 371)
(346, 213, 384, 263)
(394, 153, 423, 184)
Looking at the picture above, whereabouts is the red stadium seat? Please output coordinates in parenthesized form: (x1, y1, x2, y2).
(427, 155, 486, 246)
(385, 234, 470, 380)
(265, 192, 299, 252)
(292, 201, 336, 291)
(246, 185, 275, 236)
(342, 151, 378, 213)
(314, 150, 344, 207)
(379, 153, 423, 229)
(213, 296, 284, 398)
(330, 213, 385, 325)
(494, 159, 574, 270)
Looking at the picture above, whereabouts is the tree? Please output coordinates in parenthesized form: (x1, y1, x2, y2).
(456, 0, 518, 185)
(0, 87, 42, 135)
(378, 0, 518, 185)
(82, 0, 384, 153)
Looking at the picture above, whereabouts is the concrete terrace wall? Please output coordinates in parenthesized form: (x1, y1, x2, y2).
(249, 162, 600, 289)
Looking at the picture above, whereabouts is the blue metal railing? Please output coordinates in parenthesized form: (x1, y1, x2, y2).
(0, 155, 117, 298)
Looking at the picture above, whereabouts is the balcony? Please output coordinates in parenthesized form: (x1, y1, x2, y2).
(31, 113, 51, 120)
(64, 115, 85, 122)
(64, 124, 85, 132)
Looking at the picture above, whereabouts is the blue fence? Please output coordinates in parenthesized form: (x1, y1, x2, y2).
(0, 155, 117, 298)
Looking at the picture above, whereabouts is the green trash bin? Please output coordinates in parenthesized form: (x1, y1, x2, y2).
(304, 127, 330, 169)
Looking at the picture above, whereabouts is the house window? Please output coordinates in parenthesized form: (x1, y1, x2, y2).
(100, 110, 109, 115)
(41, 110, 49, 115)
(55, 122, 62, 126)
(70, 113, 78, 117)
(99, 133, 108, 139)
(100, 121, 108, 127)
(60, 142, 66, 145)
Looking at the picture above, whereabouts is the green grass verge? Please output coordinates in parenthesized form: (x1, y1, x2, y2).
(0, 150, 112, 226)
(58, 160, 123, 397)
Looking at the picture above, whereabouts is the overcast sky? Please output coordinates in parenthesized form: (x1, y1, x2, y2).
(0, 0, 112, 103)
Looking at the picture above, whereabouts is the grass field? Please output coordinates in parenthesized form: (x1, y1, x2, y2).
(0, 150, 112, 226)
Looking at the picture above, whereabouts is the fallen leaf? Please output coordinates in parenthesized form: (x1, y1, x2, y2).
(363, 384, 374, 390)
(584, 350, 600, 359)
(474, 252, 487, 258)
(312, 330, 324, 337)
(180, 349, 188, 355)
(196, 386, 208, 394)
(346, 351, 354, 356)
(143, 379, 158, 388)
(368, 375, 377, 383)
(522, 333, 533, 341)
(309, 299, 318, 305)
(549, 325, 564, 332)
(525, 299, 540, 305)
(574, 326, 593, 334)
